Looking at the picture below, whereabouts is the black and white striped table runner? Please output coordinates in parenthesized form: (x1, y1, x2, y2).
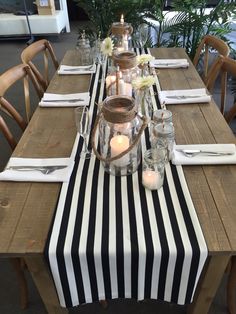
(45, 50, 208, 308)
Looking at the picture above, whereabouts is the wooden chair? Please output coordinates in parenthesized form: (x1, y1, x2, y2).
(193, 34, 230, 85)
(205, 55, 236, 119)
(0, 63, 43, 309)
(21, 39, 59, 92)
(227, 256, 236, 314)
(0, 63, 43, 123)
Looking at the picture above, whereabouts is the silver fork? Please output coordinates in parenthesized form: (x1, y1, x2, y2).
(43, 99, 84, 103)
(63, 65, 94, 71)
(176, 149, 233, 158)
(165, 95, 205, 99)
(6, 165, 67, 174)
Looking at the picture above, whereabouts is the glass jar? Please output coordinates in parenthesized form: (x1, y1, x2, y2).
(142, 148, 166, 190)
(111, 22, 133, 53)
(152, 123, 175, 160)
(107, 51, 140, 97)
(153, 109, 172, 125)
(76, 32, 92, 65)
(92, 95, 148, 176)
(134, 88, 153, 120)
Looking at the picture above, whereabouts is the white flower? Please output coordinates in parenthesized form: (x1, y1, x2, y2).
(101, 37, 114, 56)
(132, 75, 155, 90)
(136, 54, 154, 66)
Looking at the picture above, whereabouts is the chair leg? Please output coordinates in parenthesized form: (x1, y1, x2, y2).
(227, 256, 236, 314)
(10, 258, 28, 309)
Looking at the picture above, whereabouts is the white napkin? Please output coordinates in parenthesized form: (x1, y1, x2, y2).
(158, 88, 211, 105)
(0, 157, 74, 182)
(58, 64, 96, 75)
(39, 92, 90, 107)
(150, 59, 189, 68)
(171, 144, 236, 165)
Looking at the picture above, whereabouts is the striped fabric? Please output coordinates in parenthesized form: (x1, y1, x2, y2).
(45, 49, 208, 308)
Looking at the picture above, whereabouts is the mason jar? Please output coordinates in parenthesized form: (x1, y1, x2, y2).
(111, 21, 133, 53)
(106, 51, 140, 97)
(91, 95, 148, 176)
(142, 148, 166, 190)
(152, 123, 175, 160)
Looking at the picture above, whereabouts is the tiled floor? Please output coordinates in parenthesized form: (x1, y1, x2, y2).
(0, 21, 235, 314)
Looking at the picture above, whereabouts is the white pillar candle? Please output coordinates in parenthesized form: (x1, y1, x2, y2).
(122, 34, 129, 50)
(110, 134, 129, 167)
(142, 170, 163, 190)
(120, 14, 124, 24)
(106, 75, 116, 95)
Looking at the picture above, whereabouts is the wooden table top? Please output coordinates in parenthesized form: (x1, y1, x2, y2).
(0, 48, 235, 258)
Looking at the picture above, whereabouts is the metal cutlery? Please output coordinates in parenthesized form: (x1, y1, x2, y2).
(155, 62, 187, 67)
(43, 98, 84, 103)
(176, 149, 234, 158)
(63, 65, 94, 71)
(165, 95, 206, 99)
(6, 165, 67, 175)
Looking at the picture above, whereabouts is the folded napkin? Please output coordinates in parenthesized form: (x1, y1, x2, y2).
(150, 59, 189, 68)
(0, 157, 74, 182)
(171, 144, 236, 165)
(158, 88, 211, 105)
(58, 64, 96, 75)
(39, 92, 90, 107)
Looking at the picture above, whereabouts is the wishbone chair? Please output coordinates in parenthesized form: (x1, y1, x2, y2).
(193, 34, 230, 85)
(0, 63, 43, 309)
(21, 39, 59, 92)
(0, 63, 43, 123)
(206, 55, 236, 118)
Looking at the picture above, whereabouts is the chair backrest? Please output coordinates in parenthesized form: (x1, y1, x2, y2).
(193, 35, 230, 84)
(0, 63, 42, 148)
(205, 55, 236, 121)
(21, 39, 59, 92)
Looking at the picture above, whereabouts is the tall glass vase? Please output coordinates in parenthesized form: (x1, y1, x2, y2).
(135, 88, 153, 121)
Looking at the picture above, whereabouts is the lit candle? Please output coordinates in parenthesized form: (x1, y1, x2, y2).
(117, 47, 124, 52)
(110, 134, 129, 167)
(142, 170, 163, 190)
(120, 14, 124, 24)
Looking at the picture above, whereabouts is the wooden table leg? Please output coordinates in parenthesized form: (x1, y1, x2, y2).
(227, 256, 236, 314)
(24, 255, 68, 314)
(187, 255, 230, 314)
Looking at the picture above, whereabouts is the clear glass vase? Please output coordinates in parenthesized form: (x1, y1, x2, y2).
(135, 88, 153, 120)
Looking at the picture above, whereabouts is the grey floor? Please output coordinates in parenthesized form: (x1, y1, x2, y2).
(0, 21, 235, 314)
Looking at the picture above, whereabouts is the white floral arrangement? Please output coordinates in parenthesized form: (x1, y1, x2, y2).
(132, 75, 155, 90)
(101, 37, 114, 57)
(136, 54, 154, 66)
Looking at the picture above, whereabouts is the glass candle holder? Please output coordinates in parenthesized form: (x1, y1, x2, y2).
(142, 148, 165, 190)
(153, 109, 172, 124)
(152, 123, 175, 160)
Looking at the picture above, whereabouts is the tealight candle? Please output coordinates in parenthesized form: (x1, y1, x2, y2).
(142, 148, 165, 190)
(142, 170, 163, 190)
(110, 134, 129, 167)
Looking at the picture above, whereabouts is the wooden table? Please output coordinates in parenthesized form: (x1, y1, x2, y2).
(0, 48, 235, 314)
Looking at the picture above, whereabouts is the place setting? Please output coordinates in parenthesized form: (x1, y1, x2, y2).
(150, 58, 189, 68)
(158, 88, 211, 105)
(39, 92, 90, 107)
(171, 143, 236, 165)
(57, 63, 96, 75)
(0, 156, 75, 182)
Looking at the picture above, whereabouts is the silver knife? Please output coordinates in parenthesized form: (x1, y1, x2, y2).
(6, 165, 67, 174)
(165, 95, 205, 99)
(43, 99, 84, 103)
(63, 65, 94, 71)
(176, 149, 234, 157)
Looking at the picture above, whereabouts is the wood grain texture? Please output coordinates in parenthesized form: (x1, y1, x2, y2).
(25, 255, 68, 314)
(0, 48, 235, 313)
(150, 48, 233, 254)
